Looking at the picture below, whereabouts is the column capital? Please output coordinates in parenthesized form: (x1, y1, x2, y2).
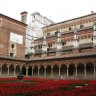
(93, 23, 96, 31)
(20, 65, 22, 68)
(94, 63, 96, 67)
(44, 65, 47, 69)
(84, 64, 86, 68)
(94, 61, 96, 65)
(32, 66, 34, 69)
(20, 66, 22, 70)
(0, 65, 2, 68)
(75, 64, 77, 68)
(14, 65, 16, 69)
(7, 65, 10, 68)
(67, 64, 69, 68)
(38, 66, 40, 69)
(59, 65, 61, 68)
(26, 67, 29, 70)
(51, 65, 54, 69)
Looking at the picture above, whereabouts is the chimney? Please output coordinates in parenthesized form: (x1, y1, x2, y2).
(20, 11, 28, 24)
(91, 11, 94, 14)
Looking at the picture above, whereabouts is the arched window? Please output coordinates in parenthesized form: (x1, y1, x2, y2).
(47, 33, 50, 36)
(62, 41, 66, 46)
(69, 27, 72, 31)
(11, 44, 15, 49)
(38, 45, 42, 49)
(80, 25, 84, 28)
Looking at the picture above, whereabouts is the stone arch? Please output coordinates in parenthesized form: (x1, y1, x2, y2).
(33, 65, 38, 76)
(60, 64, 67, 76)
(53, 65, 59, 77)
(94, 62, 96, 75)
(39, 65, 45, 76)
(28, 66, 32, 76)
(2, 64, 8, 75)
(77, 63, 84, 76)
(46, 65, 51, 76)
(86, 62, 94, 76)
(9, 64, 14, 75)
(16, 65, 20, 75)
(22, 66, 26, 75)
(68, 64, 75, 76)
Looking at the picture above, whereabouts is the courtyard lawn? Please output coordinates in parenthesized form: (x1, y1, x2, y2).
(0, 77, 96, 96)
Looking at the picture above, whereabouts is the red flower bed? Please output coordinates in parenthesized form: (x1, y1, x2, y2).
(0, 77, 95, 96)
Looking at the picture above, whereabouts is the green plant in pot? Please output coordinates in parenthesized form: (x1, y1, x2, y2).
(17, 71, 24, 81)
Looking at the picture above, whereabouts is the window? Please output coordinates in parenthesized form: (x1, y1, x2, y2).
(47, 33, 50, 36)
(69, 27, 72, 31)
(38, 45, 40, 49)
(88, 35, 91, 38)
(62, 41, 66, 46)
(50, 43, 52, 47)
(33, 15, 35, 19)
(48, 43, 50, 48)
(48, 43, 52, 48)
(80, 25, 84, 28)
(11, 44, 15, 49)
(10, 53, 14, 57)
(55, 31, 58, 35)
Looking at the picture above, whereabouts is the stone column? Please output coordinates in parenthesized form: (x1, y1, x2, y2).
(20, 66, 22, 74)
(51, 66, 53, 77)
(56, 31, 62, 56)
(38, 66, 40, 76)
(75, 64, 77, 76)
(7, 65, 10, 76)
(84, 64, 86, 76)
(0, 65, 2, 75)
(44, 66, 47, 76)
(32, 67, 34, 76)
(93, 23, 96, 47)
(73, 28, 79, 54)
(42, 36, 48, 57)
(26, 67, 29, 77)
(67, 65, 69, 76)
(14, 66, 16, 76)
(94, 63, 96, 76)
(59, 65, 61, 76)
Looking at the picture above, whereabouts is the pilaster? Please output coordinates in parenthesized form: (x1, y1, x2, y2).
(93, 23, 96, 48)
(73, 28, 79, 54)
(42, 36, 48, 57)
(56, 31, 62, 56)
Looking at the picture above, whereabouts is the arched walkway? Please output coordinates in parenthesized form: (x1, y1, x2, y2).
(28, 66, 32, 76)
(53, 65, 59, 77)
(77, 63, 84, 76)
(86, 62, 94, 76)
(39, 65, 45, 76)
(33, 66, 38, 76)
(16, 65, 20, 75)
(68, 64, 75, 76)
(22, 66, 26, 75)
(46, 65, 51, 76)
(60, 64, 67, 76)
(2, 64, 8, 75)
(9, 64, 14, 75)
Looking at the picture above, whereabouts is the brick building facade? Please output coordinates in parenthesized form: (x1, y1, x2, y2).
(0, 13, 27, 58)
(29, 12, 96, 58)
(0, 12, 96, 79)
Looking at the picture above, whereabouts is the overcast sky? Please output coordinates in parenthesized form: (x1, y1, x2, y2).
(0, 0, 96, 23)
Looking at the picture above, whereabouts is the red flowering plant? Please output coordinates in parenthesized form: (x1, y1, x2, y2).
(0, 77, 95, 96)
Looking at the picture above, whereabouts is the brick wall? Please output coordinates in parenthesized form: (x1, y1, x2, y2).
(0, 14, 27, 58)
